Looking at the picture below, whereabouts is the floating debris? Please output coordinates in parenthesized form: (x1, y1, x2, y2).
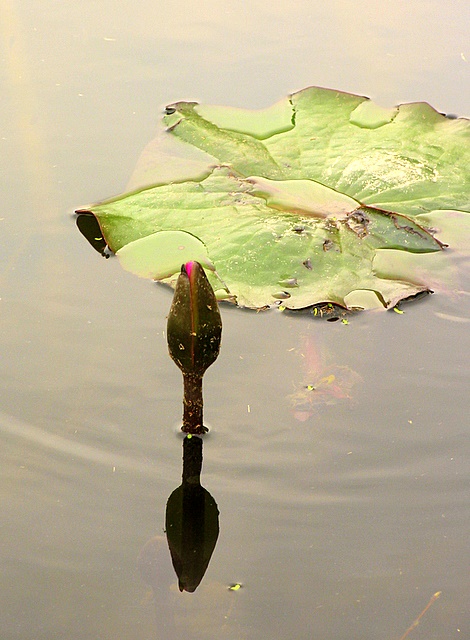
(288, 336, 362, 422)
(345, 209, 370, 238)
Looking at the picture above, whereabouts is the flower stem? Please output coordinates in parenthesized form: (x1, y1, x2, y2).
(182, 374, 206, 434)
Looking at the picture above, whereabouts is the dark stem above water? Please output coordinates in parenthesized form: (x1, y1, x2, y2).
(182, 373, 206, 434)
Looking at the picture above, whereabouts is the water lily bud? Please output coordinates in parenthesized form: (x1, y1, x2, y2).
(167, 261, 222, 377)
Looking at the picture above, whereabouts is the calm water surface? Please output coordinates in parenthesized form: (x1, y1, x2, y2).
(1, 1, 469, 638)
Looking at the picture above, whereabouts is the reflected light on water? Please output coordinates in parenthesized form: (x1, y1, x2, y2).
(0, 411, 157, 477)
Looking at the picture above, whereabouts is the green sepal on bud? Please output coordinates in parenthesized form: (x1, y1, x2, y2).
(167, 261, 222, 377)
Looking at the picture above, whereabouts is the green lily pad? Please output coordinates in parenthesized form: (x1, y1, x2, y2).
(78, 86, 470, 311)
(116, 230, 214, 280)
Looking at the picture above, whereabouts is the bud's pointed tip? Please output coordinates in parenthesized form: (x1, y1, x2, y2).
(181, 260, 199, 277)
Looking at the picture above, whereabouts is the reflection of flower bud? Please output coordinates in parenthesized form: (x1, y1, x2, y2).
(167, 261, 222, 377)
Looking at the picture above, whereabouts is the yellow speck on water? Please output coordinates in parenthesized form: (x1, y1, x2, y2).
(393, 307, 404, 314)
(229, 583, 242, 591)
(247, 404, 251, 413)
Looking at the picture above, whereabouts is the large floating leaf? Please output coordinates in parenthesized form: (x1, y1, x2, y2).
(78, 87, 470, 311)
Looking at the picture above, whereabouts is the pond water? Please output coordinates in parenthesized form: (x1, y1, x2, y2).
(1, 1, 469, 638)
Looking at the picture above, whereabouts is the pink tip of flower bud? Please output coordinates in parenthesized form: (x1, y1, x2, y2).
(184, 261, 195, 278)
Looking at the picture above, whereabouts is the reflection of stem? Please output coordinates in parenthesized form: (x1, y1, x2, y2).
(182, 434, 203, 484)
(182, 374, 206, 434)
(166, 435, 219, 592)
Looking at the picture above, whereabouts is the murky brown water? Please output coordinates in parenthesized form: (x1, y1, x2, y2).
(1, 1, 469, 638)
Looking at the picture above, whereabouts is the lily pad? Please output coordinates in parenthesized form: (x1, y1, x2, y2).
(116, 230, 214, 280)
(77, 86, 470, 311)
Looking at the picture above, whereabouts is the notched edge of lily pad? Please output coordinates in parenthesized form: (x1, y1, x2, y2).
(116, 230, 215, 280)
(193, 96, 295, 140)
(349, 100, 399, 129)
